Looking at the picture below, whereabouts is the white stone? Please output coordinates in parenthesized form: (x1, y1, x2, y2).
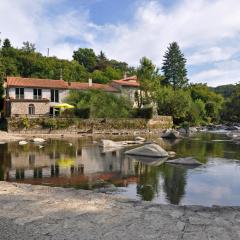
(125, 143, 169, 157)
(32, 138, 45, 143)
(19, 140, 28, 145)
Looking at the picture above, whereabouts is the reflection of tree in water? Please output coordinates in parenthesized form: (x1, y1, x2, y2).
(135, 162, 161, 201)
(160, 164, 187, 204)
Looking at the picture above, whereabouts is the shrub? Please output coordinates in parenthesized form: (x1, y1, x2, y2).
(75, 108, 90, 119)
(132, 107, 153, 119)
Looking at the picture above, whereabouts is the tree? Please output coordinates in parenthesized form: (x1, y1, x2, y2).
(96, 51, 108, 71)
(137, 57, 161, 107)
(2, 39, 11, 49)
(22, 41, 36, 53)
(73, 48, 97, 72)
(190, 83, 223, 123)
(66, 90, 131, 118)
(162, 42, 188, 89)
(222, 84, 240, 122)
(156, 86, 191, 123)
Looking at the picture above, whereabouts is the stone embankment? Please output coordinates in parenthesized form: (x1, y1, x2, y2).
(0, 182, 240, 240)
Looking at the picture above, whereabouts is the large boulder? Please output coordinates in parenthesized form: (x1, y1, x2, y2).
(166, 157, 202, 166)
(125, 143, 169, 158)
(161, 129, 182, 139)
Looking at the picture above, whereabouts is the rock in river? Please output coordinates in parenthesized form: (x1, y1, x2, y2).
(166, 157, 202, 166)
(161, 129, 182, 139)
(19, 140, 28, 145)
(125, 143, 169, 158)
(32, 138, 45, 143)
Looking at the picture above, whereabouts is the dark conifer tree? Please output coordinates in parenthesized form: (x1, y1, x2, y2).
(162, 42, 188, 89)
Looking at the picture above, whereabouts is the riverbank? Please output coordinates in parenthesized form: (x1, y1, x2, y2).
(0, 129, 164, 143)
(0, 182, 239, 240)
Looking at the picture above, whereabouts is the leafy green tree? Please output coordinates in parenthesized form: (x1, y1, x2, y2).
(22, 41, 36, 53)
(67, 90, 131, 118)
(222, 84, 240, 122)
(190, 84, 223, 123)
(162, 42, 188, 89)
(156, 86, 191, 123)
(91, 70, 109, 84)
(73, 48, 97, 72)
(137, 57, 161, 107)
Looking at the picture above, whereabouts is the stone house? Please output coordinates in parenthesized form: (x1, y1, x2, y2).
(3, 75, 140, 117)
(111, 76, 140, 107)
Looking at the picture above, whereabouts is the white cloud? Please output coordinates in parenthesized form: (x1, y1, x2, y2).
(191, 60, 240, 86)
(1, 0, 240, 86)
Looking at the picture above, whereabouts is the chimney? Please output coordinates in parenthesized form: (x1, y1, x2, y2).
(123, 72, 127, 79)
(88, 78, 93, 87)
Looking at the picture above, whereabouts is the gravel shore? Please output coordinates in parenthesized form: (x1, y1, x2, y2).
(0, 181, 240, 240)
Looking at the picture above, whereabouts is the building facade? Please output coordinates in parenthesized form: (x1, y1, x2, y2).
(3, 76, 140, 117)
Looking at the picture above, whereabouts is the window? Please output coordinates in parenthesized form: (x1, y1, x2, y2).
(51, 89, 59, 102)
(28, 104, 35, 115)
(15, 88, 24, 99)
(33, 89, 42, 100)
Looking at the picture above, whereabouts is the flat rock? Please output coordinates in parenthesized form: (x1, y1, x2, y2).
(32, 138, 46, 143)
(125, 143, 169, 157)
(166, 157, 202, 166)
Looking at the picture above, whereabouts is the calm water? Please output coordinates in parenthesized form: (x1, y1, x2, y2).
(1, 133, 240, 206)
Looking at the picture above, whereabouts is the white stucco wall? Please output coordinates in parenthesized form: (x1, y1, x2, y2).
(8, 87, 68, 104)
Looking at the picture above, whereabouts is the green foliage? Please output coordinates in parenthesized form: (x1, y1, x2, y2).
(222, 84, 240, 122)
(155, 86, 191, 123)
(132, 107, 153, 119)
(2, 39, 11, 49)
(74, 108, 90, 119)
(190, 84, 223, 123)
(162, 42, 188, 89)
(73, 48, 97, 72)
(210, 84, 235, 98)
(21, 41, 36, 53)
(42, 118, 74, 129)
(67, 90, 132, 118)
(136, 57, 163, 107)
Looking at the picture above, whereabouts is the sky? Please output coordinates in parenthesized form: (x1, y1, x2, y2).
(0, 0, 240, 87)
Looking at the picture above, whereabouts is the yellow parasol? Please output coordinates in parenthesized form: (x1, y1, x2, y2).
(54, 103, 75, 109)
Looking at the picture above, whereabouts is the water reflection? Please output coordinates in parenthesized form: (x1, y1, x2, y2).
(0, 133, 240, 206)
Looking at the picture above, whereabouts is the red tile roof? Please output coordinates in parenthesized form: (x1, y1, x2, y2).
(6, 77, 69, 89)
(69, 82, 119, 92)
(112, 75, 140, 87)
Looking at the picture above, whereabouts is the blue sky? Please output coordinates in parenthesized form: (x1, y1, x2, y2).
(1, 0, 240, 86)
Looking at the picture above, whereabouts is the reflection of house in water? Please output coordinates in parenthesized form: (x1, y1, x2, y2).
(7, 143, 136, 187)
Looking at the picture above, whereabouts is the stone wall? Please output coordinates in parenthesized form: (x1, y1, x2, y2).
(10, 101, 50, 116)
(6, 116, 173, 134)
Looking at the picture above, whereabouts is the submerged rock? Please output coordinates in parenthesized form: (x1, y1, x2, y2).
(161, 129, 182, 139)
(166, 157, 202, 166)
(125, 143, 169, 158)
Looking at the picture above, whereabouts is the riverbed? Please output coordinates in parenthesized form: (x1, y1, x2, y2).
(0, 132, 240, 206)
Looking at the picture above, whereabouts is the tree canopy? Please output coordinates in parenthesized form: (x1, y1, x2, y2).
(162, 42, 188, 89)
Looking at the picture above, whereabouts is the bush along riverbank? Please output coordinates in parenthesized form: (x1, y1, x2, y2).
(4, 116, 173, 135)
